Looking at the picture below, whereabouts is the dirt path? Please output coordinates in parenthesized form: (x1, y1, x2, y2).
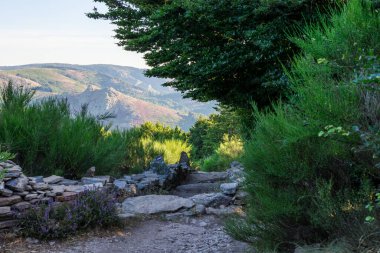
(3, 215, 251, 253)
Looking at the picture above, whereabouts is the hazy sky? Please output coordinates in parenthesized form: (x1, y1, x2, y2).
(0, 0, 147, 68)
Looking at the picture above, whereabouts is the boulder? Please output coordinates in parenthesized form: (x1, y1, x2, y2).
(81, 177, 109, 185)
(11, 201, 31, 212)
(0, 206, 12, 218)
(150, 156, 170, 175)
(178, 151, 190, 166)
(5, 175, 28, 192)
(84, 166, 96, 177)
(64, 185, 85, 193)
(58, 179, 78, 186)
(190, 193, 232, 207)
(29, 176, 44, 183)
(33, 182, 51, 191)
(113, 179, 127, 189)
(50, 185, 65, 195)
(24, 194, 38, 201)
(121, 195, 194, 217)
(0, 220, 18, 229)
(56, 192, 78, 202)
(184, 172, 228, 184)
(43, 175, 63, 184)
(172, 183, 221, 198)
(220, 182, 238, 195)
(0, 188, 13, 197)
(0, 195, 22, 207)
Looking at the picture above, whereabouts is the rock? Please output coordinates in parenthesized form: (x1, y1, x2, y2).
(81, 177, 108, 185)
(13, 191, 28, 197)
(0, 195, 22, 207)
(205, 206, 240, 216)
(227, 162, 245, 185)
(5, 175, 28, 192)
(0, 220, 18, 229)
(33, 183, 50, 191)
(113, 179, 127, 189)
(131, 174, 145, 181)
(25, 185, 33, 191)
(178, 151, 190, 166)
(184, 172, 228, 184)
(29, 176, 44, 183)
(190, 193, 232, 207)
(46, 192, 56, 198)
(50, 185, 65, 195)
(0, 206, 12, 217)
(0, 188, 13, 197)
(11, 201, 31, 212)
(56, 192, 78, 202)
(43, 175, 63, 184)
(58, 179, 78, 186)
(121, 195, 194, 217)
(172, 183, 222, 198)
(198, 221, 208, 227)
(194, 204, 206, 215)
(220, 182, 238, 195)
(83, 182, 103, 191)
(64, 185, 85, 193)
(84, 166, 96, 177)
(150, 156, 170, 175)
(24, 194, 38, 201)
(4, 172, 21, 178)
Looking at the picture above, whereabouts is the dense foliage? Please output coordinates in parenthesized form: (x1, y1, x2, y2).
(227, 1, 380, 251)
(88, 0, 335, 108)
(0, 83, 189, 177)
(18, 190, 119, 239)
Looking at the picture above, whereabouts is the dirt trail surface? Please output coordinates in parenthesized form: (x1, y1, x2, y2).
(2, 216, 251, 253)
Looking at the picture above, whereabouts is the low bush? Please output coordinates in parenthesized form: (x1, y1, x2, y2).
(18, 189, 119, 240)
(201, 134, 243, 172)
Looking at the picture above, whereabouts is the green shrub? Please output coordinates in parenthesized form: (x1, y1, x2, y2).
(202, 134, 243, 172)
(0, 82, 127, 177)
(231, 1, 380, 251)
(18, 189, 119, 240)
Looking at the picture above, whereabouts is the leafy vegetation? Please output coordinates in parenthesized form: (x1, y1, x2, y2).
(88, 0, 335, 108)
(226, 1, 380, 251)
(0, 82, 190, 177)
(18, 190, 120, 239)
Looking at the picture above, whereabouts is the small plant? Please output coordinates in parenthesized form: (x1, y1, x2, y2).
(18, 189, 120, 240)
(365, 192, 380, 223)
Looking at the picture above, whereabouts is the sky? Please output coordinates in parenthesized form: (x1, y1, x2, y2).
(0, 0, 148, 68)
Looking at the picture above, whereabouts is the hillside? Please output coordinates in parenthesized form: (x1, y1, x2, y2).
(0, 64, 215, 130)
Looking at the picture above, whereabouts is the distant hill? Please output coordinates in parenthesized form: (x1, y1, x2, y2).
(0, 64, 216, 130)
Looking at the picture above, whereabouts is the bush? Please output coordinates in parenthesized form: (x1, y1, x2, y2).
(202, 134, 243, 172)
(0, 82, 127, 177)
(18, 189, 119, 240)
(230, 1, 380, 251)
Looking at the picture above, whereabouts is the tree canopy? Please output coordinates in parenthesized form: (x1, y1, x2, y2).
(88, 0, 334, 108)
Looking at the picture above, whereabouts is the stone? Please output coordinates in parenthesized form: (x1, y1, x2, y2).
(220, 182, 238, 195)
(121, 195, 195, 217)
(0, 195, 22, 207)
(178, 151, 190, 166)
(172, 183, 221, 198)
(11, 201, 31, 212)
(194, 204, 206, 215)
(46, 192, 56, 198)
(29, 176, 44, 183)
(50, 185, 65, 195)
(56, 192, 78, 202)
(13, 191, 28, 197)
(4, 172, 21, 178)
(0, 188, 13, 197)
(131, 174, 145, 181)
(24, 194, 38, 201)
(5, 175, 28, 192)
(83, 182, 103, 191)
(81, 177, 108, 185)
(43, 175, 63, 184)
(25, 185, 33, 191)
(205, 206, 238, 216)
(33, 183, 50, 191)
(0, 206, 12, 217)
(58, 179, 78, 186)
(0, 220, 18, 229)
(64, 185, 85, 193)
(150, 156, 170, 175)
(184, 172, 228, 184)
(190, 193, 232, 208)
(84, 166, 96, 177)
(113, 179, 127, 189)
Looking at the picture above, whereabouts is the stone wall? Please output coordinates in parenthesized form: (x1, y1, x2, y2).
(0, 153, 192, 231)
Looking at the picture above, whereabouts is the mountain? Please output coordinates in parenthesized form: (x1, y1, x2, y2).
(0, 63, 215, 130)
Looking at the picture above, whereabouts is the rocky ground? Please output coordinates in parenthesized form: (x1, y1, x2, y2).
(1, 161, 253, 253)
(2, 215, 251, 253)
